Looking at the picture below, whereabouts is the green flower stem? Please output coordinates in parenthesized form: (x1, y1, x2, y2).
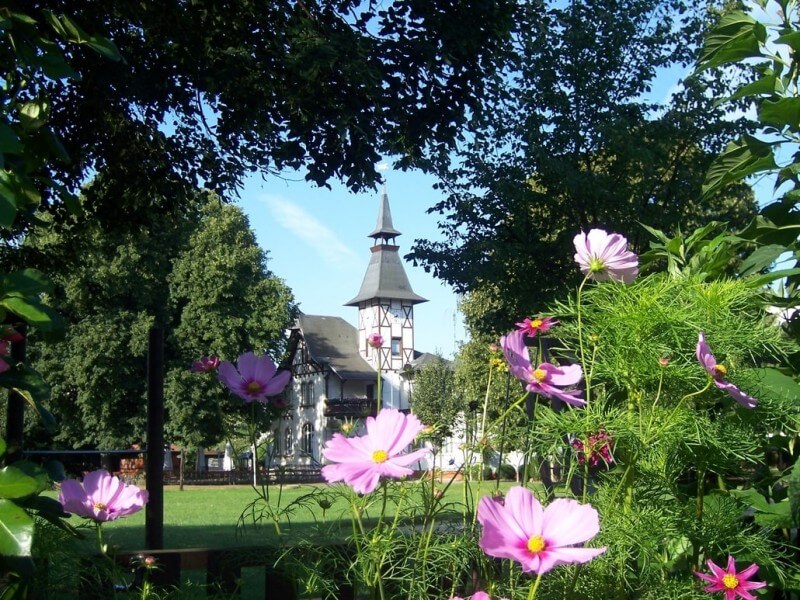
(527, 572, 543, 600)
(96, 522, 105, 556)
(644, 379, 712, 446)
(476, 361, 495, 512)
(376, 366, 383, 412)
(582, 456, 589, 504)
(575, 274, 592, 404)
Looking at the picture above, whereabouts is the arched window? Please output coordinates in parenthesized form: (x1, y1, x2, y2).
(302, 423, 314, 455)
(284, 427, 293, 456)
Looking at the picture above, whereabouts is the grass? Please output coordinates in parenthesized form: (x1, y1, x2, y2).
(97, 478, 524, 550)
(40, 478, 533, 599)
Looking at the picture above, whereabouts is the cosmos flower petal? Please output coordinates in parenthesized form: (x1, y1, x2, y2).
(387, 447, 432, 467)
(543, 363, 582, 387)
(539, 546, 607, 571)
(573, 229, 638, 283)
(478, 487, 603, 576)
(541, 498, 600, 546)
(321, 409, 430, 493)
(367, 409, 424, 454)
(715, 380, 758, 409)
(532, 383, 586, 407)
(58, 470, 147, 523)
(263, 369, 292, 397)
(737, 562, 761, 581)
(217, 361, 241, 388)
(236, 352, 258, 379)
(503, 486, 544, 537)
(252, 355, 278, 384)
(218, 352, 289, 402)
(695, 556, 766, 598)
(478, 494, 529, 545)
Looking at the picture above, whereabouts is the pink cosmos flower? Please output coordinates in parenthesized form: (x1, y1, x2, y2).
(321, 408, 431, 494)
(695, 556, 766, 600)
(59, 469, 148, 522)
(190, 355, 220, 373)
(573, 229, 638, 283)
(696, 332, 757, 409)
(478, 486, 605, 575)
(571, 430, 614, 467)
(450, 593, 507, 600)
(500, 330, 585, 407)
(0, 326, 23, 343)
(217, 351, 291, 403)
(367, 333, 384, 348)
(515, 316, 557, 338)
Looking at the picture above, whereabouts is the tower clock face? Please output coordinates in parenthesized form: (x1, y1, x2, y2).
(389, 306, 404, 322)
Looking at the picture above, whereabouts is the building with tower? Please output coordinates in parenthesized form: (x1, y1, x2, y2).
(272, 189, 436, 469)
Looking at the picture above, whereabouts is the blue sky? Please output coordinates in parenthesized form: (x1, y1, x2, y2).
(235, 59, 756, 359)
(238, 168, 467, 358)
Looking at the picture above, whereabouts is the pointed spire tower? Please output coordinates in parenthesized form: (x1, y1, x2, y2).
(346, 185, 427, 383)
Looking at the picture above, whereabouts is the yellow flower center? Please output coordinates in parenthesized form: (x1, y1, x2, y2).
(246, 381, 262, 394)
(588, 257, 606, 273)
(531, 319, 543, 329)
(93, 502, 107, 511)
(527, 535, 546, 554)
(532, 368, 547, 383)
(722, 574, 738, 589)
(372, 449, 388, 463)
(713, 364, 727, 378)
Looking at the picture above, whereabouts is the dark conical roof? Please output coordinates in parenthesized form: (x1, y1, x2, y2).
(345, 189, 427, 307)
(345, 245, 427, 306)
(368, 190, 401, 239)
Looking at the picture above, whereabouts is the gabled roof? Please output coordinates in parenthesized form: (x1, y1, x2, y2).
(291, 314, 376, 381)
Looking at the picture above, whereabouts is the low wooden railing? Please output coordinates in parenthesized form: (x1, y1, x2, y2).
(324, 398, 377, 417)
(111, 546, 356, 599)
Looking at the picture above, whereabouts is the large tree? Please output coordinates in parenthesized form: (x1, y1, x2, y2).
(25, 192, 295, 448)
(409, 355, 457, 444)
(2, 0, 515, 237)
(408, 0, 756, 336)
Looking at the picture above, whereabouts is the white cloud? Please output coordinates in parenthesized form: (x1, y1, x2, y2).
(259, 194, 360, 268)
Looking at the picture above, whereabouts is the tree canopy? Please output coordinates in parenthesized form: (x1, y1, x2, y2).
(409, 355, 457, 443)
(4, 0, 515, 234)
(25, 192, 295, 449)
(407, 0, 756, 336)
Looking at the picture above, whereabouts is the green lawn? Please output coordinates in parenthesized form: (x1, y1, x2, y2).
(40, 479, 531, 599)
(94, 479, 523, 551)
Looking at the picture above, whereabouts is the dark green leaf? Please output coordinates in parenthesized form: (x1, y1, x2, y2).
(725, 73, 777, 102)
(0, 465, 43, 500)
(0, 269, 53, 297)
(775, 30, 800, 53)
(759, 97, 800, 128)
(753, 367, 800, 402)
(739, 244, 786, 275)
(789, 455, 800, 526)
(0, 296, 60, 332)
(0, 173, 19, 229)
(702, 135, 777, 198)
(0, 125, 22, 155)
(0, 500, 33, 556)
(697, 12, 767, 72)
(86, 36, 122, 62)
(745, 267, 800, 288)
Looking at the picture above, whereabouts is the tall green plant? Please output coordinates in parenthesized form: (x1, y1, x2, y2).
(697, 0, 800, 314)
